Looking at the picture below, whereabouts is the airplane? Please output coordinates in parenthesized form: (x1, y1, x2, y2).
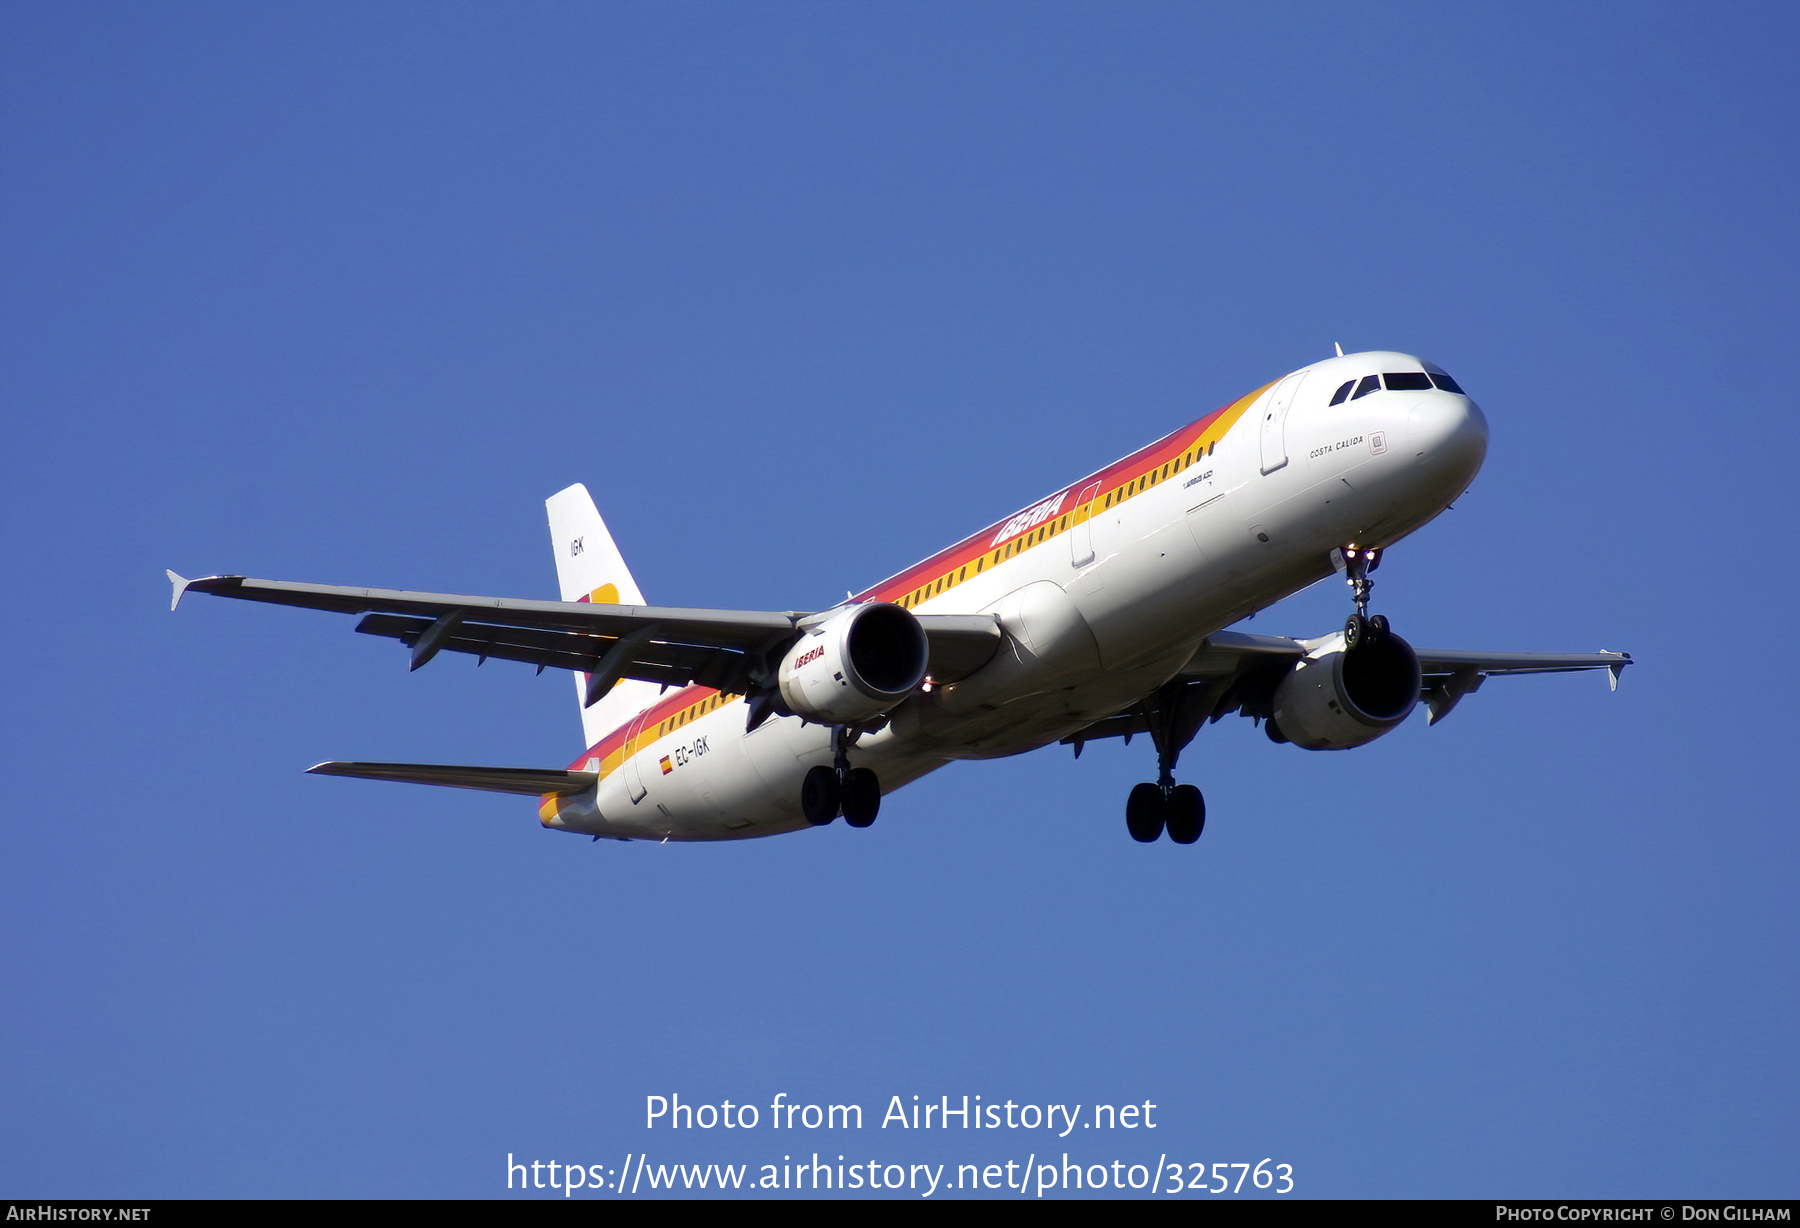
(167, 349, 1630, 845)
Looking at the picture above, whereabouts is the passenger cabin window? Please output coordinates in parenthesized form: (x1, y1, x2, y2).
(1428, 371, 1465, 394)
(1349, 374, 1381, 400)
(1382, 372, 1433, 391)
(1329, 380, 1355, 406)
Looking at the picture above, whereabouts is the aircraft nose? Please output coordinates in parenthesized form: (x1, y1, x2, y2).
(1408, 393, 1488, 483)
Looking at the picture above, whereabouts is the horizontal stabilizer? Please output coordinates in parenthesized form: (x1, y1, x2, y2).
(306, 761, 598, 796)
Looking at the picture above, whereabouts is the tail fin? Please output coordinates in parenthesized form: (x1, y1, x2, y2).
(546, 483, 661, 751)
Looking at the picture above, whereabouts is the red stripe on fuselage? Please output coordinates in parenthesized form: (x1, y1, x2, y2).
(566, 392, 1260, 771)
(854, 398, 1242, 604)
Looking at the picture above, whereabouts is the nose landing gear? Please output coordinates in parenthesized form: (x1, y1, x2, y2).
(1339, 546, 1390, 648)
(802, 724, 882, 829)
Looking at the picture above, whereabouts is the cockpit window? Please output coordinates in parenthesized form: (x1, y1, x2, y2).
(1382, 372, 1433, 391)
(1328, 379, 1355, 406)
(1349, 374, 1381, 400)
(1428, 371, 1464, 394)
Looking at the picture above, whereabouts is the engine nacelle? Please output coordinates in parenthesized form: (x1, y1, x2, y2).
(1271, 630, 1421, 751)
(778, 602, 929, 724)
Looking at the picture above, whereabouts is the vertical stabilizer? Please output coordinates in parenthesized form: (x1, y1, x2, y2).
(545, 483, 661, 752)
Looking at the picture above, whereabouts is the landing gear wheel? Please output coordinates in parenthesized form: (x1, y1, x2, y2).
(1166, 784, 1205, 844)
(1344, 612, 1367, 649)
(841, 768, 880, 828)
(1368, 613, 1389, 641)
(801, 765, 840, 826)
(1265, 716, 1289, 744)
(1126, 782, 1166, 843)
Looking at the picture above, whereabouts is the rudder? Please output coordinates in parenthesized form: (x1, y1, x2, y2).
(546, 483, 660, 752)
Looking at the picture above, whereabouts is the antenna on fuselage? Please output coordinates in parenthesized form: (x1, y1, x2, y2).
(1334, 342, 1344, 357)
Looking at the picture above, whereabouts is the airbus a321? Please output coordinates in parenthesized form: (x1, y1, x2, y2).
(169, 350, 1630, 845)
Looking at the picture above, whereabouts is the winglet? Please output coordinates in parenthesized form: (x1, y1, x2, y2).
(1608, 662, 1623, 692)
(165, 570, 192, 612)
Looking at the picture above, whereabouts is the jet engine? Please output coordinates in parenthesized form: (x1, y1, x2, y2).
(777, 602, 929, 724)
(1270, 629, 1421, 750)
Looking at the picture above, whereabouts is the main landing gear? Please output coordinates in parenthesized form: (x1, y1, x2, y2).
(1124, 679, 1209, 845)
(802, 724, 881, 829)
(1127, 781, 1205, 844)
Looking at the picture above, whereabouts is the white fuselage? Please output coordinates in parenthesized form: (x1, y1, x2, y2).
(543, 351, 1488, 841)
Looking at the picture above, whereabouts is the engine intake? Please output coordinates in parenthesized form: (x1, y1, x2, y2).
(778, 603, 929, 724)
(1271, 630, 1421, 750)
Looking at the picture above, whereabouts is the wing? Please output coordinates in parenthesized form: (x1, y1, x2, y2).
(166, 572, 1000, 706)
(1061, 629, 1632, 750)
(1409, 646, 1631, 722)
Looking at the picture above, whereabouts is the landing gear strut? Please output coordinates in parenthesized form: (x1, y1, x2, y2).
(1340, 546, 1389, 648)
(802, 724, 881, 828)
(1123, 680, 1208, 844)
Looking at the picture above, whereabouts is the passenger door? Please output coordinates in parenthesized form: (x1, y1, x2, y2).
(1258, 371, 1310, 475)
(1069, 480, 1104, 568)
(622, 711, 651, 804)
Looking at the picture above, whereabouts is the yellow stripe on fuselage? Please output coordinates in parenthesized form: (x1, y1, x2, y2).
(880, 384, 1268, 612)
(569, 382, 1268, 777)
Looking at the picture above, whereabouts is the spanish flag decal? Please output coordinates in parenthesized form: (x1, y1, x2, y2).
(659, 756, 673, 775)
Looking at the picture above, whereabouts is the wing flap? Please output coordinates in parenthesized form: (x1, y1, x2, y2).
(306, 761, 598, 796)
(352, 613, 748, 690)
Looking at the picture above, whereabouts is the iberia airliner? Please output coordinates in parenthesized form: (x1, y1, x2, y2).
(169, 351, 1630, 844)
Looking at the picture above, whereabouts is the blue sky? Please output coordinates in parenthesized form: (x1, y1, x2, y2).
(2, 2, 1795, 1199)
